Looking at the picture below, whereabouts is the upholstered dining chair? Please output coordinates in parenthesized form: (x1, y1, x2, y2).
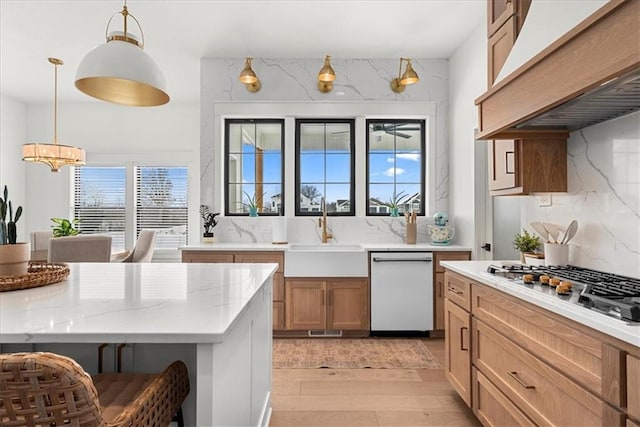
(120, 230, 157, 263)
(30, 231, 53, 262)
(48, 235, 112, 263)
(0, 352, 190, 427)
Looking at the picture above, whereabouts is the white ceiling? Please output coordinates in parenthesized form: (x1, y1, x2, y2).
(0, 0, 485, 104)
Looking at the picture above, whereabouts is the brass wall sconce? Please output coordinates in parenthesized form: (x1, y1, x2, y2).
(317, 55, 335, 93)
(391, 58, 420, 93)
(239, 57, 261, 92)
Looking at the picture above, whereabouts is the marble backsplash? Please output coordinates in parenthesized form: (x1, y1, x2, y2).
(211, 216, 445, 246)
(523, 112, 640, 278)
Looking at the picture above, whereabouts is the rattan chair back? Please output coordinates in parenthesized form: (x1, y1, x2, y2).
(0, 352, 190, 427)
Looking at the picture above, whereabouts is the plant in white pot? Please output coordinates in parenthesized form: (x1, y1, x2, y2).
(0, 185, 29, 276)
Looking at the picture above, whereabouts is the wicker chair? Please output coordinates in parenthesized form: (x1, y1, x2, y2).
(0, 352, 190, 427)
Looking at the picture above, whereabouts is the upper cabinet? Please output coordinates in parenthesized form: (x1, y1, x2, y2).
(487, 0, 531, 86)
(487, 132, 568, 196)
(478, 0, 640, 139)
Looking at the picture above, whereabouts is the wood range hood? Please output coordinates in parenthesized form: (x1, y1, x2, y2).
(476, 0, 640, 140)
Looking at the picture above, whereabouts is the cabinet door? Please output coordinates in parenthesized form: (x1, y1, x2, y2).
(435, 273, 445, 330)
(326, 279, 369, 330)
(628, 355, 640, 422)
(445, 299, 472, 406)
(488, 139, 517, 191)
(488, 0, 516, 37)
(273, 301, 285, 330)
(488, 16, 517, 86)
(285, 280, 326, 330)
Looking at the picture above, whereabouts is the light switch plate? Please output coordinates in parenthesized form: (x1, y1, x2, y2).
(537, 194, 552, 207)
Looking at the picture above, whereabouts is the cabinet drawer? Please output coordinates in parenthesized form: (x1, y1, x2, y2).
(181, 251, 234, 263)
(434, 251, 470, 273)
(444, 271, 471, 311)
(473, 367, 535, 427)
(472, 284, 622, 406)
(235, 252, 284, 273)
(473, 318, 624, 426)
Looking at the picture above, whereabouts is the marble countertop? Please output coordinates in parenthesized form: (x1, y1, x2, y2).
(0, 262, 277, 344)
(441, 260, 639, 348)
(181, 243, 472, 252)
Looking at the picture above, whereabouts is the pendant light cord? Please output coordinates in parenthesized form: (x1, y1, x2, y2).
(53, 60, 58, 145)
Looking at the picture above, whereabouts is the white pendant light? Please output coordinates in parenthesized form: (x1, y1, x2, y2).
(75, 2, 169, 106)
(22, 58, 86, 172)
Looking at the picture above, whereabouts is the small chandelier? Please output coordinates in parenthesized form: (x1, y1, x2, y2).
(391, 58, 420, 93)
(239, 57, 261, 92)
(75, 1, 169, 106)
(22, 58, 86, 173)
(317, 55, 335, 93)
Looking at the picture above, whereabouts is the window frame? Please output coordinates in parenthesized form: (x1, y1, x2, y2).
(224, 118, 285, 216)
(365, 118, 426, 217)
(72, 164, 190, 252)
(294, 118, 356, 217)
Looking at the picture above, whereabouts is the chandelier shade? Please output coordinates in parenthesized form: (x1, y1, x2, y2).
(75, 4, 169, 106)
(22, 144, 86, 172)
(22, 58, 86, 173)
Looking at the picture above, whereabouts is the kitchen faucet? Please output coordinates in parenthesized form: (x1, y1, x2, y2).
(319, 197, 333, 244)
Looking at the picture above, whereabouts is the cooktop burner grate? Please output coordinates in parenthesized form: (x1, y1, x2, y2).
(486, 264, 640, 322)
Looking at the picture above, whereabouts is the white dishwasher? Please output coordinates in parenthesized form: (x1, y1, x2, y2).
(370, 252, 433, 333)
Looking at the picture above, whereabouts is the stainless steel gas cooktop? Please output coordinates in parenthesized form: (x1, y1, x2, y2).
(486, 264, 640, 323)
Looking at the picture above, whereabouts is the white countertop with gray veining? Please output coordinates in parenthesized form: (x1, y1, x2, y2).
(180, 243, 472, 252)
(441, 260, 639, 348)
(0, 262, 277, 344)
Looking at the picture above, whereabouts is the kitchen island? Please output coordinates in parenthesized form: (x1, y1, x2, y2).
(441, 260, 639, 426)
(0, 262, 277, 427)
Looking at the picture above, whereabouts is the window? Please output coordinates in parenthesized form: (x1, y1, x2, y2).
(136, 167, 188, 249)
(366, 119, 425, 216)
(225, 119, 284, 215)
(295, 119, 355, 216)
(73, 165, 188, 252)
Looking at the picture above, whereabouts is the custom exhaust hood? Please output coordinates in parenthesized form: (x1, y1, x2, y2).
(476, 0, 640, 140)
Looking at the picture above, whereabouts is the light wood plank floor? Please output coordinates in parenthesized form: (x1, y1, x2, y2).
(270, 338, 480, 427)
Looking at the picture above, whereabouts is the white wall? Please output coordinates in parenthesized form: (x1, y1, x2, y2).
(523, 112, 640, 277)
(22, 102, 200, 241)
(0, 95, 27, 242)
(448, 24, 487, 254)
(199, 58, 456, 244)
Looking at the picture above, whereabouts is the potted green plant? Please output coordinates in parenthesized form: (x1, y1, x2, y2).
(242, 191, 264, 217)
(51, 217, 80, 237)
(513, 229, 541, 264)
(200, 205, 220, 243)
(0, 185, 29, 276)
(383, 191, 408, 217)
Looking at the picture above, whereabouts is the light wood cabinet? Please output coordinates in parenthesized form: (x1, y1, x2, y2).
(488, 136, 567, 196)
(443, 267, 637, 426)
(628, 355, 640, 422)
(488, 16, 516, 87)
(181, 250, 286, 330)
(487, 0, 515, 37)
(445, 298, 472, 406)
(473, 367, 535, 427)
(285, 278, 369, 333)
(473, 318, 623, 426)
(434, 252, 471, 331)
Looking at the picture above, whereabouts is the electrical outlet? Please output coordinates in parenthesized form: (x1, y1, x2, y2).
(537, 194, 552, 207)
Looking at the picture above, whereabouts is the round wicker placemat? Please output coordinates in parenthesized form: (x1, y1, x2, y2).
(0, 262, 70, 292)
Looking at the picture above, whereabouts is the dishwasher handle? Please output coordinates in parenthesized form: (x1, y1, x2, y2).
(372, 257, 432, 263)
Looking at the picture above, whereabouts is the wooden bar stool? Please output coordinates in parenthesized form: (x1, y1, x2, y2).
(0, 352, 190, 427)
